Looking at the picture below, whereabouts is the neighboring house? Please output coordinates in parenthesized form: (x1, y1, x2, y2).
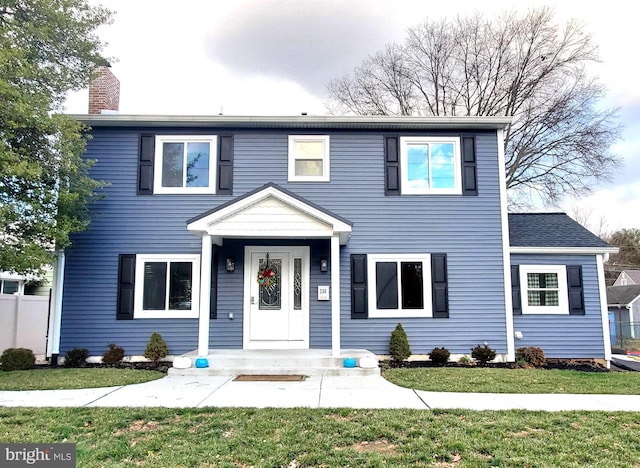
(0, 269, 52, 296)
(607, 284, 640, 348)
(613, 270, 640, 286)
(45, 109, 616, 366)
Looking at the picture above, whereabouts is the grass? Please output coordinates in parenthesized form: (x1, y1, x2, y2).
(0, 407, 639, 467)
(383, 366, 640, 394)
(0, 368, 164, 391)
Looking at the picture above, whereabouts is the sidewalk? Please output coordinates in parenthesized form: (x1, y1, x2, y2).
(1, 375, 640, 411)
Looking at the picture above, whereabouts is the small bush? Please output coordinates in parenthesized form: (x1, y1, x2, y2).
(471, 344, 496, 366)
(389, 323, 411, 362)
(144, 332, 169, 365)
(429, 347, 450, 366)
(516, 346, 546, 368)
(458, 355, 472, 365)
(65, 348, 89, 368)
(102, 343, 125, 365)
(1, 348, 35, 371)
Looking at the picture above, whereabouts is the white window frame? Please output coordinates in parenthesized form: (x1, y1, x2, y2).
(288, 135, 330, 182)
(367, 254, 432, 318)
(134, 254, 200, 319)
(519, 265, 569, 315)
(400, 136, 461, 195)
(154, 135, 217, 194)
(1, 279, 24, 295)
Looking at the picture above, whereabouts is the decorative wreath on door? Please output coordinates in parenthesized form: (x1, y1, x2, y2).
(257, 267, 276, 288)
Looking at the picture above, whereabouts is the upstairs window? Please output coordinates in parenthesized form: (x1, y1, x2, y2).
(154, 136, 217, 194)
(400, 137, 461, 194)
(519, 265, 568, 315)
(288, 135, 330, 182)
(1, 279, 21, 295)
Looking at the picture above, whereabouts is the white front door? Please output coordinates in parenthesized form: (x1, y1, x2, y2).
(243, 246, 310, 349)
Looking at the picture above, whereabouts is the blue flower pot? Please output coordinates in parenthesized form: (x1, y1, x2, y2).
(195, 357, 209, 368)
(343, 357, 357, 368)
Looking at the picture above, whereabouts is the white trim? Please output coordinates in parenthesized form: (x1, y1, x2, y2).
(330, 234, 340, 357)
(367, 253, 432, 318)
(288, 135, 330, 182)
(596, 254, 612, 364)
(242, 246, 310, 349)
(0, 279, 24, 295)
(46, 250, 65, 357)
(198, 235, 211, 356)
(510, 246, 618, 255)
(519, 265, 569, 315)
(153, 135, 217, 194)
(399, 136, 461, 195)
(187, 185, 352, 245)
(134, 254, 201, 319)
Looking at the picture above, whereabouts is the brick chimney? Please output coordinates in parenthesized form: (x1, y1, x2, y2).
(88, 66, 120, 114)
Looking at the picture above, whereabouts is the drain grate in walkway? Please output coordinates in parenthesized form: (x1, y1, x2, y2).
(233, 375, 307, 382)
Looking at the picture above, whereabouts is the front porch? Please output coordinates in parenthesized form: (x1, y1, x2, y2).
(168, 349, 380, 377)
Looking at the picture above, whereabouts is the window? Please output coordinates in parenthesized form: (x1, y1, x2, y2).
(367, 254, 432, 318)
(400, 137, 461, 194)
(519, 265, 568, 315)
(134, 254, 200, 318)
(288, 135, 330, 181)
(1, 280, 21, 295)
(154, 136, 217, 194)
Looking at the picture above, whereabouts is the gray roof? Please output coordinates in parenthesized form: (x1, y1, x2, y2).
(69, 114, 512, 130)
(607, 285, 640, 306)
(508, 213, 612, 249)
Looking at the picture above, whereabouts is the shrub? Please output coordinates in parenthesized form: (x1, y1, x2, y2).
(429, 347, 450, 366)
(471, 344, 496, 366)
(65, 348, 89, 368)
(389, 323, 411, 362)
(516, 346, 546, 368)
(458, 355, 472, 365)
(1, 348, 35, 371)
(144, 332, 169, 365)
(102, 343, 125, 365)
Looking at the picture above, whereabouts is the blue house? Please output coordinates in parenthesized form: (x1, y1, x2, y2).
(48, 108, 615, 367)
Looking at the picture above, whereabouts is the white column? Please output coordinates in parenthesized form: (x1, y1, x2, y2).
(596, 254, 612, 367)
(198, 234, 212, 356)
(331, 234, 341, 357)
(46, 250, 65, 358)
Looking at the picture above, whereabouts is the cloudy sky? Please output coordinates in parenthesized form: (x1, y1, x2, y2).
(65, 0, 640, 234)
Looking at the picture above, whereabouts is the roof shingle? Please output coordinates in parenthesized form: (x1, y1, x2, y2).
(508, 213, 611, 249)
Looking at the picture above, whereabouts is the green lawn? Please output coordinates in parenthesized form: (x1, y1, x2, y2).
(0, 407, 638, 467)
(0, 368, 164, 391)
(383, 367, 640, 394)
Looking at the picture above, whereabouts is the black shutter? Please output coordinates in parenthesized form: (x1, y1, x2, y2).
(217, 135, 233, 194)
(431, 253, 449, 318)
(567, 266, 585, 315)
(461, 136, 477, 196)
(210, 250, 219, 319)
(384, 136, 400, 196)
(138, 134, 155, 195)
(117, 254, 135, 320)
(351, 254, 368, 319)
(511, 265, 522, 315)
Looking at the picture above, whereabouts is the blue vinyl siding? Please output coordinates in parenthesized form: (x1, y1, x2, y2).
(61, 128, 507, 356)
(512, 254, 605, 358)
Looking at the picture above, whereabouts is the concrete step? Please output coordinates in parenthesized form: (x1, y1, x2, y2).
(168, 349, 380, 377)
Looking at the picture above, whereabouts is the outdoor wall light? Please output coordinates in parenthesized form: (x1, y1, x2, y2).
(226, 257, 235, 272)
(320, 258, 328, 272)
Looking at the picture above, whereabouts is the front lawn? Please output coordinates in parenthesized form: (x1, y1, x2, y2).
(383, 367, 640, 394)
(0, 368, 164, 391)
(0, 407, 638, 467)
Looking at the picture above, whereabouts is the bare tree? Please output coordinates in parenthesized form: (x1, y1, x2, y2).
(326, 7, 621, 205)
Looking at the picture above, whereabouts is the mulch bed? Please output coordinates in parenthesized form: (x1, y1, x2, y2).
(385, 358, 610, 373)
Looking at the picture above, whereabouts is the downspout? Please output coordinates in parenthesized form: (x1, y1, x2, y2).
(46, 250, 65, 364)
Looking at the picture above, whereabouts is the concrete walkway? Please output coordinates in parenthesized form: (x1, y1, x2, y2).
(1, 375, 640, 411)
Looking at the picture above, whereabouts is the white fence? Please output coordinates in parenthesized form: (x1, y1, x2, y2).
(0, 295, 50, 355)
